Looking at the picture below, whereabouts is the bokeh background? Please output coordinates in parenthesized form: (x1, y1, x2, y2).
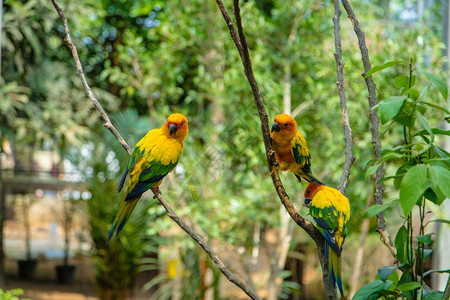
(1, 0, 449, 299)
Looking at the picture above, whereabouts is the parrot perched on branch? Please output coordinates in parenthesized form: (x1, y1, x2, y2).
(270, 113, 322, 184)
(108, 113, 189, 242)
(304, 182, 350, 297)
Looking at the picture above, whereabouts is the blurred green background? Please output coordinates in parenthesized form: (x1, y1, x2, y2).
(0, 0, 448, 299)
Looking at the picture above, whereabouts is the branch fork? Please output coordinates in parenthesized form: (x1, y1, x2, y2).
(50, 1, 260, 299)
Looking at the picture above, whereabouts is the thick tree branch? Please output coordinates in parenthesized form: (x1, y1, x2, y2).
(332, 0, 355, 193)
(50, 1, 260, 299)
(216, 0, 338, 298)
(340, 0, 397, 261)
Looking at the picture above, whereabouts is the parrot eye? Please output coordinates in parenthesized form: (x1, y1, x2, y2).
(180, 122, 184, 127)
(284, 123, 289, 127)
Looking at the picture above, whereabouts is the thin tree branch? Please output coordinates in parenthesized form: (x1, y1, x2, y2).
(50, 1, 260, 299)
(332, 0, 355, 193)
(155, 194, 261, 299)
(340, 0, 397, 262)
(50, 0, 131, 155)
(216, 0, 338, 298)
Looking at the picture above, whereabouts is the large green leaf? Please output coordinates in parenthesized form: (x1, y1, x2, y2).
(423, 72, 448, 100)
(399, 164, 428, 215)
(397, 281, 421, 292)
(377, 96, 407, 124)
(365, 60, 406, 78)
(423, 290, 445, 300)
(428, 165, 450, 205)
(352, 280, 393, 300)
(378, 266, 398, 282)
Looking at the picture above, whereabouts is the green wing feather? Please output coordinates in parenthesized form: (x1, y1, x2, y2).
(310, 194, 345, 296)
(108, 145, 178, 242)
(290, 133, 324, 183)
(290, 134, 311, 167)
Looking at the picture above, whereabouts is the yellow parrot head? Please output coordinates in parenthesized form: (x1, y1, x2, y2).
(271, 114, 297, 139)
(164, 113, 189, 141)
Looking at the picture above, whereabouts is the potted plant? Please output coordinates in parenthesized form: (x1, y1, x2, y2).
(54, 193, 80, 284)
(16, 194, 38, 280)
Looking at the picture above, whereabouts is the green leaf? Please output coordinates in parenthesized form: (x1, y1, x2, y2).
(378, 266, 398, 282)
(423, 268, 450, 278)
(416, 113, 434, 141)
(426, 219, 450, 225)
(400, 164, 428, 216)
(395, 75, 409, 89)
(397, 281, 421, 292)
(418, 83, 431, 101)
(432, 145, 450, 159)
(428, 165, 450, 204)
(423, 290, 444, 300)
(352, 280, 393, 300)
(415, 233, 433, 244)
(414, 128, 450, 137)
(365, 204, 391, 218)
(408, 88, 420, 100)
(423, 72, 448, 100)
(380, 152, 403, 162)
(395, 112, 416, 128)
(416, 103, 427, 114)
(423, 249, 432, 260)
(365, 163, 381, 179)
(365, 60, 406, 78)
(394, 164, 410, 190)
(378, 96, 407, 124)
(420, 101, 450, 114)
(395, 226, 408, 264)
(424, 188, 444, 204)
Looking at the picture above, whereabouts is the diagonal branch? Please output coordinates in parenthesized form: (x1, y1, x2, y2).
(50, 0, 131, 155)
(50, 1, 260, 299)
(340, 0, 397, 261)
(332, 0, 355, 193)
(216, 0, 338, 298)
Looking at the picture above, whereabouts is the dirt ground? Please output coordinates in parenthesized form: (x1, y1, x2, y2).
(5, 277, 98, 300)
(4, 257, 154, 300)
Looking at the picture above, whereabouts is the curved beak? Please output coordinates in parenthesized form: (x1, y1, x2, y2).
(169, 124, 177, 135)
(304, 197, 312, 208)
(271, 122, 281, 133)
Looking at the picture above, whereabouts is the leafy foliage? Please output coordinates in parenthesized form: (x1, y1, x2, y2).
(360, 62, 450, 298)
(3, 0, 449, 298)
(0, 289, 28, 300)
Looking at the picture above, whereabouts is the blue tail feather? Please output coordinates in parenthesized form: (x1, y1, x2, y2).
(326, 241, 344, 297)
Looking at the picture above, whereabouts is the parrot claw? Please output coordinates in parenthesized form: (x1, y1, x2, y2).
(152, 188, 162, 199)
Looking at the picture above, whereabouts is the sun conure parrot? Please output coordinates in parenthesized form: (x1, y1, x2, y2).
(270, 113, 322, 183)
(304, 182, 350, 297)
(107, 113, 189, 242)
